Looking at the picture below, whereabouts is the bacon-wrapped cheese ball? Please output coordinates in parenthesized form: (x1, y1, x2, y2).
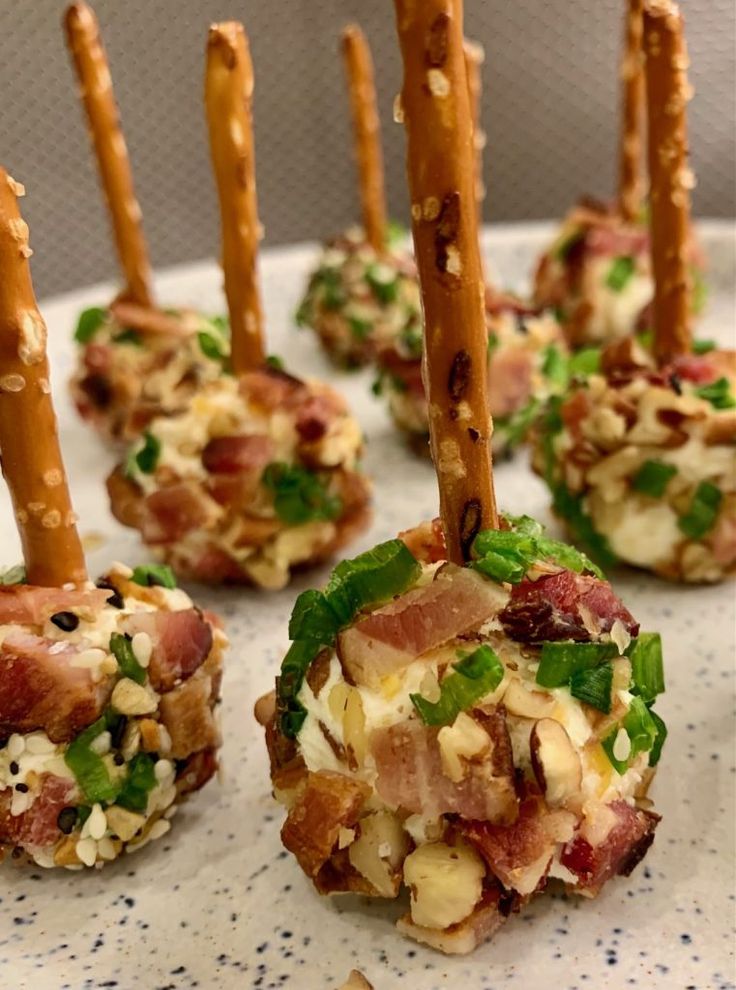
(0, 168, 227, 869)
(70, 303, 229, 444)
(0, 566, 225, 868)
(532, 345, 736, 582)
(258, 518, 665, 953)
(297, 226, 421, 369)
(375, 292, 576, 457)
(108, 367, 370, 588)
(532, 197, 704, 350)
(65, 3, 230, 445)
(533, 1, 735, 583)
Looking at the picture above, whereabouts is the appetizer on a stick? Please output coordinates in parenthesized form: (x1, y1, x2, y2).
(532, 0, 735, 582)
(65, 1, 228, 444)
(0, 170, 226, 869)
(258, 0, 665, 955)
(532, 0, 704, 349)
(296, 24, 421, 369)
(107, 22, 370, 589)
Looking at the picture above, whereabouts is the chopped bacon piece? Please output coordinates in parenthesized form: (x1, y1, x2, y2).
(140, 485, 210, 544)
(585, 223, 648, 258)
(461, 792, 554, 895)
(295, 392, 346, 443)
(106, 467, 145, 530)
(560, 800, 659, 895)
(499, 570, 638, 643)
(280, 770, 370, 878)
(240, 367, 307, 412)
(0, 585, 110, 627)
(370, 713, 517, 823)
(399, 518, 446, 564)
(175, 746, 219, 796)
(0, 633, 114, 743)
(0, 774, 78, 848)
(710, 505, 736, 567)
(338, 565, 508, 687)
(201, 434, 273, 475)
(83, 342, 113, 374)
(158, 668, 220, 759)
(124, 608, 213, 692)
(671, 352, 732, 386)
(487, 346, 534, 420)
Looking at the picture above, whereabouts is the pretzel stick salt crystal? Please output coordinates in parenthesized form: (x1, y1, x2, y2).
(342, 25, 388, 254)
(643, 0, 693, 364)
(0, 171, 87, 586)
(463, 39, 485, 211)
(394, 0, 498, 563)
(205, 22, 265, 375)
(65, 2, 153, 308)
(618, 0, 645, 222)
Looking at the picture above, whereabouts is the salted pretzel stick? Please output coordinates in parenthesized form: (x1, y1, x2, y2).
(0, 171, 87, 586)
(205, 22, 265, 375)
(394, 0, 498, 563)
(65, 2, 154, 309)
(618, 0, 645, 222)
(341, 25, 387, 254)
(463, 39, 485, 212)
(643, 0, 693, 364)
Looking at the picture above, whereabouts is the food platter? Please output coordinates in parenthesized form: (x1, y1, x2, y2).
(1, 222, 734, 990)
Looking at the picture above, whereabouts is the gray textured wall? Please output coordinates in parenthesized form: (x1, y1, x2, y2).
(2, 0, 734, 298)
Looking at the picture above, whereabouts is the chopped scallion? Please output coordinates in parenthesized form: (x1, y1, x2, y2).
(678, 481, 723, 539)
(109, 632, 146, 685)
(695, 377, 736, 410)
(631, 460, 678, 498)
(629, 632, 665, 702)
(130, 563, 177, 589)
(74, 306, 107, 344)
(262, 463, 342, 525)
(569, 661, 613, 712)
(116, 753, 157, 812)
(410, 645, 504, 726)
(536, 641, 621, 688)
(605, 256, 635, 292)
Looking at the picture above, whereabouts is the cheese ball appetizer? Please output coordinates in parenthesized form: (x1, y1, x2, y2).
(532, 0, 704, 350)
(533, 0, 735, 583)
(375, 291, 576, 457)
(0, 565, 225, 868)
(259, 518, 665, 953)
(532, 197, 704, 350)
(297, 226, 421, 369)
(70, 302, 229, 444)
(108, 368, 370, 588)
(0, 167, 226, 868)
(65, 3, 230, 445)
(106, 22, 371, 589)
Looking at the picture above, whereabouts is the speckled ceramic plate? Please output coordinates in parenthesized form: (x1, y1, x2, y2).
(1, 223, 734, 990)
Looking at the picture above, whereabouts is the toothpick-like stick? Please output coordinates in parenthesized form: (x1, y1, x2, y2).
(64, 2, 154, 308)
(643, 0, 693, 364)
(205, 22, 266, 374)
(618, 0, 645, 222)
(463, 39, 485, 212)
(0, 171, 87, 586)
(393, 0, 498, 563)
(341, 25, 388, 254)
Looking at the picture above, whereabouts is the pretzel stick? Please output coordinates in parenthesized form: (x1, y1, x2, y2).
(0, 171, 87, 586)
(463, 39, 486, 212)
(341, 25, 387, 254)
(393, 0, 498, 563)
(205, 22, 265, 375)
(618, 0, 645, 222)
(65, 2, 154, 308)
(643, 0, 693, 364)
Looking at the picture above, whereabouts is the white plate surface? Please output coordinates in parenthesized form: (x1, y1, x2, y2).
(1, 223, 735, 990)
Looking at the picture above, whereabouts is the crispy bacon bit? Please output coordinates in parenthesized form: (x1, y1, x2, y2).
(240, 366, 307, 412)
(201, 434, 273, 474)
(0, 774, 78, 848)
(487, 346, 534, 419)
(499, 571, 638, 643)
(174, 746, 219, 796)
(158, 668, 220, 759)
(560, 800, 659, 895)
(139, 485, 210, 544)
(399, 518, 446, 564)
(0, 633, 114, 742)
(281, 770, 370, 877)
(371, 714, 517, 823)
(0, 585, 110, 627)
(338, 565, 508, 687)
(124, 608, 213, 692)
(295, 392, 345, 443)
(461, 791, 554, 895)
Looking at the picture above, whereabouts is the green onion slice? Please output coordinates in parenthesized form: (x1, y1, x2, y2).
(109, 632, 147, 685)
(629, 632, 665, 702)
(410, 645, 504, 726)
(569, 661, 614, 713)
(262, 462, 342, 525)
(536, 641, 622, 688)
(116, 753, 157, 812)
(631, 460, 678, 498)
(695, 377, 736, 410)
(605, 256, 636, 292)
(678, 481, 723, 539)
(130, 563, 177, 589)
(74, 306, 107, 344)
(64, 717, 120, 804)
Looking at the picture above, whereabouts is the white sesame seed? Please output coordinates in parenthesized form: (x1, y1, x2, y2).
(612, 727, 631, 763)
(7, 735, 25, 759)
(76, 837, 97, 867)
(70, 648, 107, 670)
(24, 733, 55, 755)
(154, 758, 173, 783)
(131, 632, 152, 668)
(148, 819, 171, 841)
(87, 803, 107, 841)
(96, 837, 117, 861)
(89, 731, 111, 756)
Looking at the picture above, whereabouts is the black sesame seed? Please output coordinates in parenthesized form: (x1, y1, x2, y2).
(669, 373, 683, 395)
(9, 760, 19, 776)
(14, 782, 29, 793)
(57, 807, 78, 835)
(113, 753, 125, 766)
(96, 579, 124, 609)
(50, 611, 79, 632)
(108, 715, 127, 750)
